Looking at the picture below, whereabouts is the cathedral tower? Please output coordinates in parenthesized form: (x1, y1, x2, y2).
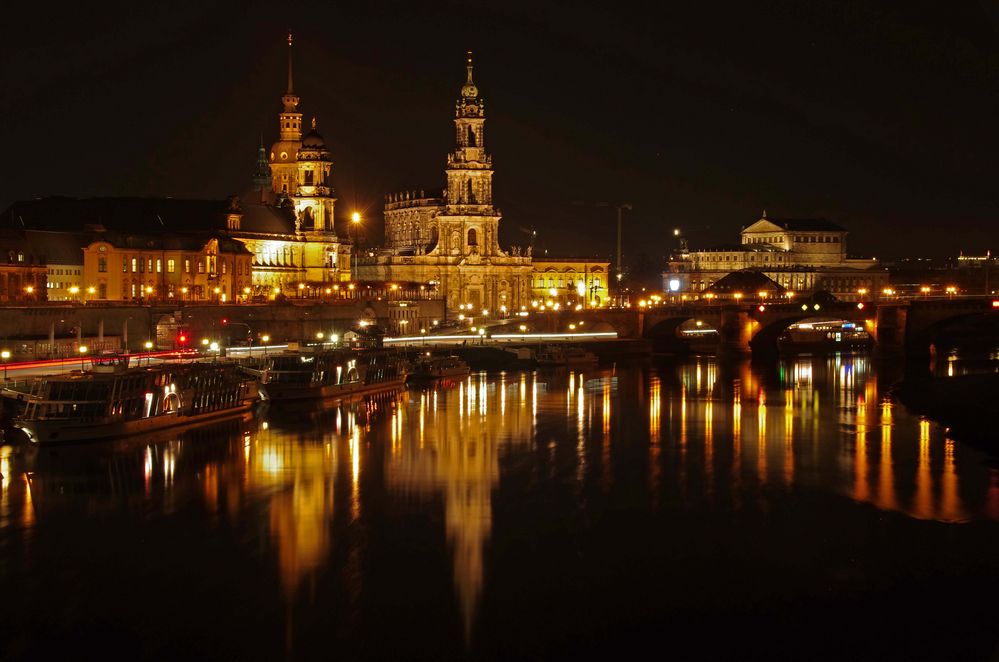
(440, 51, 501, 259)
(270, 33, 303, 195)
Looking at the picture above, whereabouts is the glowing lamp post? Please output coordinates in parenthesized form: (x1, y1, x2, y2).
(351, 212, 362, 279)
(1, 349, 9, 381)
(78, 345, 88, 371)
(261, 334, 270, 357)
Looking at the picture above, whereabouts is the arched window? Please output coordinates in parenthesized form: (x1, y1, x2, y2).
(466, 179, 475, 203)
(467, 125, 477, 147)
(467, 228, 478, 246)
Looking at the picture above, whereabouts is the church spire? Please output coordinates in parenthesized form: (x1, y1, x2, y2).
(286, 31, 294, 95)
(282, 32, 299, 113)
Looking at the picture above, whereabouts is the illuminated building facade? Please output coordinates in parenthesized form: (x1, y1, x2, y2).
(530, 257, 610, 308)
(81, 231, 252, 302)
(234, 33, 349, 291)
(666, 213, 887, 300)
(357, 53, 533, 312)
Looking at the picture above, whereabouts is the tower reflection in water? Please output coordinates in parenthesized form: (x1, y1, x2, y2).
(386, 373, 532, 638)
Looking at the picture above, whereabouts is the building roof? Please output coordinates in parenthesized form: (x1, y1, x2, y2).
(704, 270, 785, 294)
(87, 231, 251, 254)
(759, 218, 846, 232)
(2, 197, 231, 233)
(24, 230, 89, 265)
(1, 196, 302, 240)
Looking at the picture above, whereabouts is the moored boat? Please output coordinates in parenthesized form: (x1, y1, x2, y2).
(407, 355, 471, 383)
(14, 357, 258, 445)
(248, 348, 408, 402)
(536, 345, 599, 368)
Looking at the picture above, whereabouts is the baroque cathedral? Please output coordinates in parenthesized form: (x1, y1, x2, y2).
(354, 52, 536, 312)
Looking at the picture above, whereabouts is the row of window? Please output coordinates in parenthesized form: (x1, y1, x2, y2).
(113, 257, 247, 276)
(48, 268, 81, 276)
(533, 277, 602, 289)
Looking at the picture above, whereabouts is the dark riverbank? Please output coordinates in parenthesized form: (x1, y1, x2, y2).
(893, 371, 999, 451)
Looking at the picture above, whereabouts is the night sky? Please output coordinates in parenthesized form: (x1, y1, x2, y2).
(3, 1, 999, 261)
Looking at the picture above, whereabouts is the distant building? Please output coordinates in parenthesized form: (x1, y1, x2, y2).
(81, 231, 252, 302)
(0, 228, 47, 304)
(530, 257, 610, 308)
(666, 212, 887, 300)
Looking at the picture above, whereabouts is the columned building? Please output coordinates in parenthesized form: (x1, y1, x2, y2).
(356, 53, 534, 313)
(665, 213, 887, 300)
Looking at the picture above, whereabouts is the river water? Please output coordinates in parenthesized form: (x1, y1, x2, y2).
(2, 354, 998, 661)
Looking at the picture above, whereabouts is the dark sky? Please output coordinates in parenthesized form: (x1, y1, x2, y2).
(3, 0, 999, 261)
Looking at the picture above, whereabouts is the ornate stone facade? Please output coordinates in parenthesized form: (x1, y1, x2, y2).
(235, 32, 348, 292)
(666, 213, 887, 300)
(356, 53, 534, 313)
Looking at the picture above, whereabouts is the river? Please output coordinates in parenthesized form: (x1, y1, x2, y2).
(1, 354, 998, 660)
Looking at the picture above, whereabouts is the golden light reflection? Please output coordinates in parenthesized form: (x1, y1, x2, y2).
(386, 374, 531, 640)
(878, 401, 897, 511)
(939, 439, 965, 522)
(757, 400, 767, 485)
(914, 419, 933, 519)
(783, 390, 794, 487)
(704, 400, 714, 493)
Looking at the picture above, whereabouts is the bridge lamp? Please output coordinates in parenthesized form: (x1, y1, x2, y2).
(801, 304, 809, 311)
(813, 304, 821, 311)
(695, 320, 703, 327)
(209, 342, 219, 352)
(471, 326, 477, 332)
(857, 302, 865, 310)
(757, 290, 768, 299)
(920, 286, 931, 295)
(181, 286, 189, 295)
(316, 332, 325, 340)
(638, 300, 647, 308)
(733, 292, 743, 300)
(458, 314, 465, 321)
(87, 286, 96, 295)
(261, 334, 270, 344)
(478, 328, 486, 336)
(144, 341, 153, 350)
(519, 324, 527, 332)
(569, 324, 577, 330)
(668, 278, 681, 292)
(548, 287, 558, 297)
(945, 286, 957, 295)
(330, 334, 339, 343)
(758, 305, 765, 312)
(857, 288, 868, 296)
(201, 338, 210, 346)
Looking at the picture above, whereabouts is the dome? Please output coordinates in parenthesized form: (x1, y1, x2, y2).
(301, 117, 326, 149)
(302, 128, 326, 148)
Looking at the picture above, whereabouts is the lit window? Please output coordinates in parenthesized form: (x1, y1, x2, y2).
(167, 259, 175, 273)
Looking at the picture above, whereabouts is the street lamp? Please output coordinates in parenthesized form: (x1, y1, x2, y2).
(144, 340, 154, 367)
(1, 349, 9, 381)
(261, 334, 270, 357)
(78, 345, 88, 371)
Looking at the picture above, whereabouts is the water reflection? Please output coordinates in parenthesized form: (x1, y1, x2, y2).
(0, 354, 997, 657)
(386, 373, 532, 637)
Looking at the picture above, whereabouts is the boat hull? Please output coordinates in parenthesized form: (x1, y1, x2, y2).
(16, 402, 255, 446)
(262, 376, 407, 402)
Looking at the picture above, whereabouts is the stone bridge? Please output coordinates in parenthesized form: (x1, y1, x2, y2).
(522, 297, 997, 356)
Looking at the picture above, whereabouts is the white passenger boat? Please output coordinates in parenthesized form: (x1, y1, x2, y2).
(14, 356, 258, 445)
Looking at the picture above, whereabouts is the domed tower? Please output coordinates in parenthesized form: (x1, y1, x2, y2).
(270, 32, 303, 195)
(294, 117, 336, 233)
